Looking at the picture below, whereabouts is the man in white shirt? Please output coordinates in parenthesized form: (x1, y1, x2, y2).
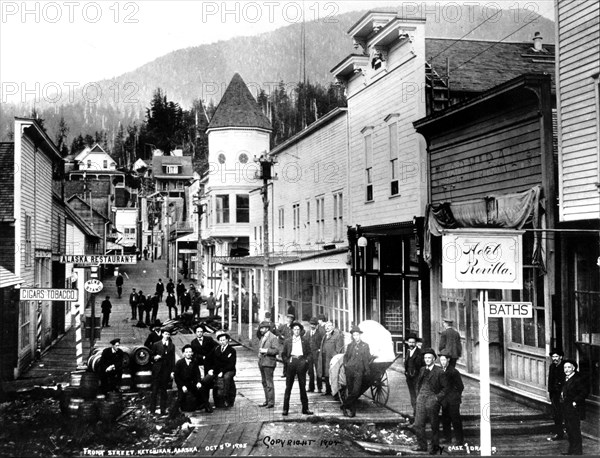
(280, 322, 313, 416)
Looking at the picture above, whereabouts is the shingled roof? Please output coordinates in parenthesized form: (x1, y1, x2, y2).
(207, 73, 271, 131)
(0, 143, 15, 222)
(425, 38, 555, 94)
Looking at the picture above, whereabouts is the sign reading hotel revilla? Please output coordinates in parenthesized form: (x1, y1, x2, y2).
(59, 255, 137, 264)
(442, 230, 523, 290)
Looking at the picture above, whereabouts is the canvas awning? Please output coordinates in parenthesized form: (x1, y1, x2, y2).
(0, 266, 23, 288)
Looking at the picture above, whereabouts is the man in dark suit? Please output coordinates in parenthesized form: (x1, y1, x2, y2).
(258, 321, 280, 408)
(404, 333, 424, 420)
(307, 317, 324, 393)
(281, 322, 313, 416)
(137, 290, 147, 327)
(149, 329, 176, 415)
(412, 348, 449, 454)
(548, 348, 566, 440)
(181, 289, 192, 314)
(278, 314, 294, 377)
(99, 338, 124, 394)
(144, 321, 162, 348)
(176, 280, 185, 306)
(439, 349, 464, 445)
(213, 333, 236, 407)
(129, 288, 138, 320)
(560, 359, 589, 455)
(150, 292, 160, 324)
(439, 319, 462, 367)
(156, 278, 165, 302)
(340, 326, 371, 418)
(174, 344, 212, 413)
(191, 325, 217, 393)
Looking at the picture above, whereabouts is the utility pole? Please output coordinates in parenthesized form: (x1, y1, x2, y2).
(256, 152, 275, 319)
(166, 191, 170, 280)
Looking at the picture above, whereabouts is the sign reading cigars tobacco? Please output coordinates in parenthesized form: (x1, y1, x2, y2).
(442, 229, 523, 290)
(20, 288, 79, 301)
(59, 255, 137, 264)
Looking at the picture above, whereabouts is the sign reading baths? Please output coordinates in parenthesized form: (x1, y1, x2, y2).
(20, 288, 78, 301)
(442, 230, 523, 290)
(59, 255, 137, 264)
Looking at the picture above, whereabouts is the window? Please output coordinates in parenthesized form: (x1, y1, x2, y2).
(165, 165, 180, 174)
(293, 203, 300, 242)
(365, 134, 373, 201)
(333, 192, 343, 241)
(389, 122, 399, 196)
(236, 195, 249, 223)
(278, 207, 285, 230)
(124, 227, 136, 239)
(87, 160, 92, 168)
(19, 301, 30, 350)
(176, 181, 184, 189)
(103, 159, 108, 169)
(306, 201, 311, 243)
(216, 195, 229, 223)
(25, 214, 32, 266)
(316, 196, 325, 242)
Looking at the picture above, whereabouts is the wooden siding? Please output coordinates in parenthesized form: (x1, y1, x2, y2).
(506, 349, 547, 397)
(430, 99, 543, 203)
(557, 0, 600, 221)
(348, 52, 427, 226)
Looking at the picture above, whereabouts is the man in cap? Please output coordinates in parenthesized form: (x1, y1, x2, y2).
(548, 348, 566, 441)
(258, 321, 280, 408)
(307, 317, 324, 393)
(340, 326, 371, 417)
(560, 359, 588, 455)
(439, 319, 462, 367)
(149, 329, 176, 415)
(439, 349, 464, 445)
(278, 314, 295, 377)
(213, 332, 236, 408)
(281, 322, 313, 415)
(99, 338, 123, 394)
(412, 348, 449, 454)
(404, 333, 424, 420)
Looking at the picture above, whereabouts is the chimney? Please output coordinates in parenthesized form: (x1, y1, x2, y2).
(532, 32, 543, 52)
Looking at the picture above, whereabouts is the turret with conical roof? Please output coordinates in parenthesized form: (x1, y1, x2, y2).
(207, 73, 271, 132)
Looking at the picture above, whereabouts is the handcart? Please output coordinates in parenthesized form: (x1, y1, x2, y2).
(331, 320, 400, 406)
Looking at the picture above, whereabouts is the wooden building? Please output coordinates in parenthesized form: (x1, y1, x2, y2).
(555, 0, 600, 403)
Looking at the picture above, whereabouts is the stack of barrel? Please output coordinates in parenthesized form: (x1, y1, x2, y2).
(59, 369, 110, 422)
(87, 344, 153, 393)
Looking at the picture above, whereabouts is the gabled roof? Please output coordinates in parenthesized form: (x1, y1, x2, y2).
(152, 155, 194, 179)
(53, 193, 101, 239)
(425, 38, 555, 94)
(207, 73, 272, 131)
(74, 143, 112, 162)
(0, 143, 14, 222)
(66, 195, 110, 222)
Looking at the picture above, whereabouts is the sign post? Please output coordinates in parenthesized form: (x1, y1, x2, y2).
(442, 229, 524, 456)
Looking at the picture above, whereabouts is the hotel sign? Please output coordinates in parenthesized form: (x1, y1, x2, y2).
(60, 255, 137, 264)
(20, 288, 79, 301)
(442, 230, 523, 290)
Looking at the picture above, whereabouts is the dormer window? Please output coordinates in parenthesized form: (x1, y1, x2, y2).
(103, 160, 108, 169)
(164, 165, 180, 174)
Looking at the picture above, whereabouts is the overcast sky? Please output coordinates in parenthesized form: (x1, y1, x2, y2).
(0, 0, 555, 102)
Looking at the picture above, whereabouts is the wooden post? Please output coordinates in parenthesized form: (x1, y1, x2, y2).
(478, 290, 492, 456)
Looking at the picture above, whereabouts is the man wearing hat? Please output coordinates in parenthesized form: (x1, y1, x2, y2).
(307, 317, 324, 393)
(213, 333, 236, 408)
(174, 344, 212, 413)
(439, 349, 464, 445)
(281, 322, 313, 415)
(404, 333, 424, 419)
(101, 295, 112, 328)
(340, 326, 371, 417)
(278, 314, 295, 377)
(129, 287, 138, 320)
(412, 348, 449, 454)
(258, 321, 280, 408)
(439, 319, 462, 367)
(99, 338, 124, 394)
(144, 321, 162, 348)
(560, 359, 589, 455)
(548, 348, 566, 441)
(318, 321, 344, 396)
(149, 329, 176, 415)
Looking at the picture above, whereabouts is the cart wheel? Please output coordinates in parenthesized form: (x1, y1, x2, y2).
(371, 370, 390, 406)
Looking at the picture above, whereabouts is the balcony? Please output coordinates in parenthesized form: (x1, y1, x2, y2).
(169, 221, 193, 236)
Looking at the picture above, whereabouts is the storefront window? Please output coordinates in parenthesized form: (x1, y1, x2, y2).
(510, 267, 544, 348)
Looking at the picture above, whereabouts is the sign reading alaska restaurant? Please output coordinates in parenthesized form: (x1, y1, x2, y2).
(59, 255, 137, 264)
(442, 230, 523, 290)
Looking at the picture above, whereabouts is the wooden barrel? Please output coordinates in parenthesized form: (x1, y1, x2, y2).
(120, 346, 132, 369)
(78, 401, 97, 422)
(106, 391, 123, 405)
(60, 386, 79, 415)
(120, 372, 132, 392)
(96, 394, 106, 402)
(131, 346, 151, 367)
(99, 401, 118, 421)
(133, 369, 152, 391)
(68, 397, 85, 417)
(79, 372, 99, 399)
(88, 352, 103, 373)
(70, 370, 85, 387)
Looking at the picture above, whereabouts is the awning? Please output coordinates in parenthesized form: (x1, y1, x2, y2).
(0, 266, 23, 288)
(106, 241, 124, 252)
(214, 247, 350, 271)
(176, 233, 198, 243)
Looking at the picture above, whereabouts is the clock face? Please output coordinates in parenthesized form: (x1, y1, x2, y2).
(218, 153, 226, 164)
(239, 153, 248, 164)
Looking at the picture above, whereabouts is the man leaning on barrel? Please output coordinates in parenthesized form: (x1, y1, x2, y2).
(99, 338, 123, 394)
